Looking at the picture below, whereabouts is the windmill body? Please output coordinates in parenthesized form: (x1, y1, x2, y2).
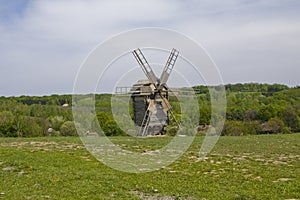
(131, 80, 169, 136)
(130, 48, 179, 136)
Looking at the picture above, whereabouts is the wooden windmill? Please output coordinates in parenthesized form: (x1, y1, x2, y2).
(130, 48, 179, 136)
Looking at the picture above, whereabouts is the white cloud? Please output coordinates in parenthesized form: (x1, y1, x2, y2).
(0, 0, 299, 96)
(171, 1, 300, 86)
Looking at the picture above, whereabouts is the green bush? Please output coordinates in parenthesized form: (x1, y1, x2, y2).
(243, 121, 261, 135)
(0, 123, 17, 137)
(282, 126, 292, 134)
(222, 120, 245, 136)
(280, 106, 299, 132)
(260, 117, 284, 134)
(48, 116, 64, 131)
(165, 125, 179, 136)
(60, 121, 77, 136)
(15, 116, 43, 137)
(101, 120, 124, 136)
(0, 111, 16, 137)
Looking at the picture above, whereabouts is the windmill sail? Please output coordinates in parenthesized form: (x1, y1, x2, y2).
(132, 49, 159, 87)
(159, 48, 179, 89)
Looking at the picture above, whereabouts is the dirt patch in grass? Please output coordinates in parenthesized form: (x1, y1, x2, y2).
(131, 190, 195, 200)
(0, 141, 84, 151)
(273, 178, 293, 183)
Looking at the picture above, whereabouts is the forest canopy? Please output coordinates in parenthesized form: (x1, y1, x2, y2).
(0, 83, 299, 137)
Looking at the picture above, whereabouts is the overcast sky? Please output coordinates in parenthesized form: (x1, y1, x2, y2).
(0, 0, 299, 96)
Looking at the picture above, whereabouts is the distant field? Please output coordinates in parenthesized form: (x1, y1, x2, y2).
(1, 134, 299, 200)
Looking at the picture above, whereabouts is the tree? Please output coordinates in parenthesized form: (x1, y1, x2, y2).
(243, 109, 258, 121)
(221, 120, 245, 136)
(48, 116, 65, 131)
(0, 111, 16, 137)
(102, 120, 124, 136)
(243, 121, 261, 135)
(280, 106, 299, 132)
(257, 105, 278, 121)
(199, 106, 211, 125)
(260, 117, 284, 134)
(15, 116, 43, 137)
(60, 121, 77, 136)
(96, 112, 111, 128)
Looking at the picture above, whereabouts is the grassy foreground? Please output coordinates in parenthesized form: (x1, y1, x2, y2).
(0, 134, 299, 200)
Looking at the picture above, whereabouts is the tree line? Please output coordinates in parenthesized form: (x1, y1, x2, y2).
(194, 83, 300, 135)
(0, 83, 299, 137)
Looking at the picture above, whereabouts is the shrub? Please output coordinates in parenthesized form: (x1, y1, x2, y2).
(280, 106, 299, 132)
(282, 126, 292, 134)
(243, 121, 261, 135)
(48, 116, 64, 131)
(60, 121, 77, 136)
(0, 111, 16, 137)
(101, 120, 124, 136)
(165, 125, 178, 136)
(221, 120, 244, 136)
(260, 117, 284, 134)
(15, 116, 43, 137)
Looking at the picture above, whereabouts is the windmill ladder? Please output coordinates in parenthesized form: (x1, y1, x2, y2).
(139, 109, 151, 136)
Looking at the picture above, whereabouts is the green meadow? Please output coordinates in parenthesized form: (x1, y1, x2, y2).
(1, 134, 299, 200)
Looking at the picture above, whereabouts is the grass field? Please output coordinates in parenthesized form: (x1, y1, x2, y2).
(0, 134, 299, 200)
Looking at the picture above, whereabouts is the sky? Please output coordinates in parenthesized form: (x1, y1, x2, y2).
(0, 0, 299, 96)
